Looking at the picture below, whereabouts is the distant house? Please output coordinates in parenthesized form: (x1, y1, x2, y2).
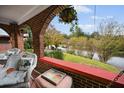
(0, 35, 12, 52)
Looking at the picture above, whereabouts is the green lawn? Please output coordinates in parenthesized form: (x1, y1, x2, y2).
(25, 49, 120, 73)
(25, 49, 33, 53)
(63, 53, 120, 73)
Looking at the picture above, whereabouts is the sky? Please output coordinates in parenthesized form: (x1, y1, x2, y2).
(1, 5, 124, 35)
(51, 5, 124, 35)
(0, 28, 9, 36)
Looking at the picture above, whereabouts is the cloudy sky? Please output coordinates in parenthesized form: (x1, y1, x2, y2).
(51, 5, 124, 35)
(1, 5, 124, 35)
(0, 28, 9, 36)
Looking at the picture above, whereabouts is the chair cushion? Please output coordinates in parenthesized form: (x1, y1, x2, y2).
(0, 53, 8, 60)
(0, 71, 27, 86)
(5, 54, 21, 69)
(19, 58, 33, 71)
(7, 71, 27, 83)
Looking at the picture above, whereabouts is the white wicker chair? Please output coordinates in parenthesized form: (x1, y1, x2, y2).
(20, 52, 37, 82)
(0, 48, 21, 65)
(0, 52, 37, 88)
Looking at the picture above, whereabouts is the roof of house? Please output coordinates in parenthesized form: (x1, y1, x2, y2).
(0, 35, 10, 40)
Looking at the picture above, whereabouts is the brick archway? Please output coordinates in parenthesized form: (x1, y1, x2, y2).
(21, 5, 67, 58)
(18, 5, 67, 71)
(38, 5, 67, 57)
(0, 6, 67, 55)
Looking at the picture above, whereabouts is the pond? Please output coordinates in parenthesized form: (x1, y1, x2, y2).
(107, 57, 124, 69)
(93, 53, 124, 69)
(52, 48, 124, 69)
(76, 50, 124, 69)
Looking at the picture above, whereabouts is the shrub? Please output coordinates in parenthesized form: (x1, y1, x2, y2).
(45, 50, 63, 59)
(24, 41, 30, 49)
(112, 51, 124, 57)
(66, 50, 75, 55)
(24, 38, 33, 50)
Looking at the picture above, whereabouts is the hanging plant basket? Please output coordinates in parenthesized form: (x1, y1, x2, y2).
(59, 6, 78, 24)
(20, 24, 31, 34)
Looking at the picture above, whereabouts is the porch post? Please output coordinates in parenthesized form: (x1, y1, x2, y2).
(10, 24, 24, 51)
(32, 29, 44, 58)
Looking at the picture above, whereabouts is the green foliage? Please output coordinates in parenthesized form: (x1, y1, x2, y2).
(44, 20, 124, 64)
(63, 34, 70, 39)
(70, 25, 84, 37)
(115, 36, 124, 57)
(24, 41, 30, 49)
(69, 36, 87, 50)
(91, 32, 99, 38)
(59, 6, 78, 24)
(45, 50, 64, 60)
(20, 25, 31, 33)
(112, 51, 124, 57)
(24, 38, 32, 49)
(66, 50, 75, 55)
(58, 6, 78, 33)
(25, 49, 33, 53)
(45, 25, 64, 47)
(96, 20, 124, 62)
(86, 38, 96, 59)
(22, 25, 33, 50)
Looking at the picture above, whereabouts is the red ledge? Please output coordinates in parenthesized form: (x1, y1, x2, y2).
(39, 57, 124, 87)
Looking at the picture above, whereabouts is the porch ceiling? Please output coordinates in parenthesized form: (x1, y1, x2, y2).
(0, 5, 50, 25)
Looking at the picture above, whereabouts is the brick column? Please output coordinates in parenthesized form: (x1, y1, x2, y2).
(10, 24, 24, 51)
(32, 28, 45, 58)
(32, 30, 45, 70)
(9, 24, 16, 48)
(15, 25, 24, 50)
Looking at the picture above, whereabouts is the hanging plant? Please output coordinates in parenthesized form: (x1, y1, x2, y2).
(20, 24, 31, 34)
(59, 6, 78, 24)
(58, 6, 78, 32)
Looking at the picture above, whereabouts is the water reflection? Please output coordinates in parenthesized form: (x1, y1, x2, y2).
(93, 53, 124, 69)
(78, 51, 124, 69)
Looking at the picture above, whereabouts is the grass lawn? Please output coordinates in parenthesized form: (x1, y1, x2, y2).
(25, 49, 33, 53)
(25, 49, 120, 73)
(63, 53, 120, 73)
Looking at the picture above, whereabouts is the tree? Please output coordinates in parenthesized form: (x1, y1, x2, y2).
(86, 38, 97, 59)
(74, 25, 84, 37)
(70, 25, 84, 37)
(69, 36, 87, 50)
(96, 20, 124, 63)
(91, 32, 99, 38)
(44, 25, 64, 47)
(112, 35, 124, 57)
(63, 34, 70, 39)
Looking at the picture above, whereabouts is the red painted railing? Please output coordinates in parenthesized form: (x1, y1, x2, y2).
(39, 57, 124, 87)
